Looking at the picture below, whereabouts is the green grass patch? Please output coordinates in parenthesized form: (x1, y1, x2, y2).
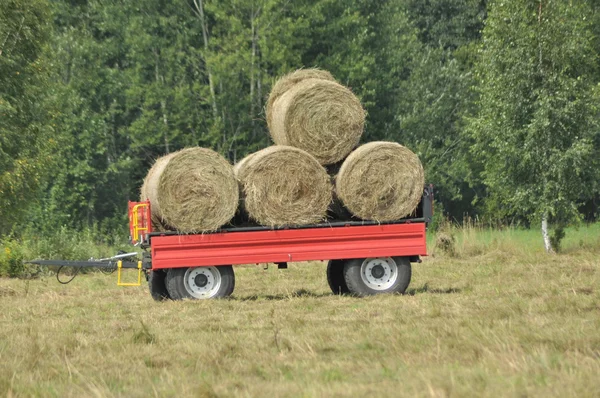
(430, 221, 600, 258)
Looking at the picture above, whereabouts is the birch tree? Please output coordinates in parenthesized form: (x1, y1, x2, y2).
(469, 0, 599, 252)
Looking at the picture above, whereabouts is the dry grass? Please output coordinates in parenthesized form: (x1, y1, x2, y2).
(1, 225, 599, 397)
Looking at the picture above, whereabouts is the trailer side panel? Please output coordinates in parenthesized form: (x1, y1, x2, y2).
(150, 223, 427, 269)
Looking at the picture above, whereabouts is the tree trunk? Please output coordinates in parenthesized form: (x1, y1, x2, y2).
(250, 11, 256, 122)
(192, 0, 218, 119)
(541, 213, 554, 253)
(154, 48, 169, 154)
(161, 100, 170, 154)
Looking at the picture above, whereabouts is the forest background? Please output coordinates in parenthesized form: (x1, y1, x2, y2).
(1, 0, 599, 265)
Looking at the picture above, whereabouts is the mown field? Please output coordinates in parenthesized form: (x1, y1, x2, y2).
(1, 224, 599, 397)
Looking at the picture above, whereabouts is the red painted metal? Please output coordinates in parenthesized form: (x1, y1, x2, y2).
(150, 223, 427, 269)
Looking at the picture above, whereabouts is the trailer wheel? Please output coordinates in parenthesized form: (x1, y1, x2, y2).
(343, 257, 411, 296)
(148, 270, 171, 301)
(327, 260, 350, 295)
(165, 266, 235, 300)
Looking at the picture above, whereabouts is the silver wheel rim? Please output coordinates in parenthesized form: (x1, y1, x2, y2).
(360, 257, 398, 291)
(183, 267, 222, 299)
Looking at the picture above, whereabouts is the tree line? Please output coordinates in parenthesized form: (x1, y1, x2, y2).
(1, 0, 599, 250)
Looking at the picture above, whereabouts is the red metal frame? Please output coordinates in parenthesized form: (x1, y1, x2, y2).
(150, 223, 427, 269)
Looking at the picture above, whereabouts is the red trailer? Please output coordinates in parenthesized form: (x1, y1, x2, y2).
(31, 186, 433, 300)
(135, 186, 433, 300)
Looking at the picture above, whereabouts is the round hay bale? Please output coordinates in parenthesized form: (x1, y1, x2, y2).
(335, 142, 424, 222)
(266, 68, 336, 131)
(146, 148, 238, 233)
(270, 78, 365, 165)
(235, 146, 332, 227)
(140, 153, 176, 231)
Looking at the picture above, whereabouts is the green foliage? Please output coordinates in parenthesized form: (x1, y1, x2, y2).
(469, 0, 600, 243)
(550, 225, 566, 253)
(0, 225, 130, 278)
(0, 0, 598, 244)
(0, 0, 60, 235)
(389, 1, 486, 216)
(0, 238, 25, 277)
(403, 0, 487, 50)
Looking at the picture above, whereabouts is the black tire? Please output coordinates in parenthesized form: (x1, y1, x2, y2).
(343, 257, 411, 296)
(165, 266, 235, 300)
(327, 259, 350, 295)
(148, 269, 171, 301)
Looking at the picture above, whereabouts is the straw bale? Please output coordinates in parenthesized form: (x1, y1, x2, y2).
(235, 146, 332, 226)
(140, 153, 176, 231)
(266, 68, 336, 131)
(270, 78, 365, 165)
(142, 148, 238, 233)
(335, 142, 424, 221)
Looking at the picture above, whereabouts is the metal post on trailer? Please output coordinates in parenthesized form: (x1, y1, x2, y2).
(116, 260, 144, 286)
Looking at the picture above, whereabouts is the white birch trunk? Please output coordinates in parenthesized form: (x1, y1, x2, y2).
(541, 214, 554, 253)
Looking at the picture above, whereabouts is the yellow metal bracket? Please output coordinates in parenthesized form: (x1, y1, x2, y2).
(117, 260, 143, 287)
(131, 203, 150, 244)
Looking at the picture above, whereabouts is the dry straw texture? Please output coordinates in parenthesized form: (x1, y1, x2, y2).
(232, 152, 256, 181)
(336, 141, 424, 221)
(269, 78, 365, 165)
(266, 68, 336, 131)
(140, 153, 176, 231)
(235, 146, 332, 227)
(145, 148, 238, 233)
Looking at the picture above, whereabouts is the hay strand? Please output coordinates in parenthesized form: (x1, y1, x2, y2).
(235, 146, 332, 226)
(335, 142, 424, 221)
(269, 78, 365, 165)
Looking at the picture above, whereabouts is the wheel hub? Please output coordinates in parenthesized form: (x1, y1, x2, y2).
(194, 274, 208, 287)
(183, 267, 222, 299)
(371, 264, 385, 279)
(360, 257, 398, 291)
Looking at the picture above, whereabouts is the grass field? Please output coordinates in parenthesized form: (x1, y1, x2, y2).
(0, 224, 599, 397)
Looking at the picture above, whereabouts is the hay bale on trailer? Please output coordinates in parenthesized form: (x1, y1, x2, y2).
(140, 153, 176, 232)
(266, 68, 336, 132)
(335, 142, 424, 222)
(235, 146, 332, 227)
(141, 148, 239, 233)
(268, 77, 365, 165)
